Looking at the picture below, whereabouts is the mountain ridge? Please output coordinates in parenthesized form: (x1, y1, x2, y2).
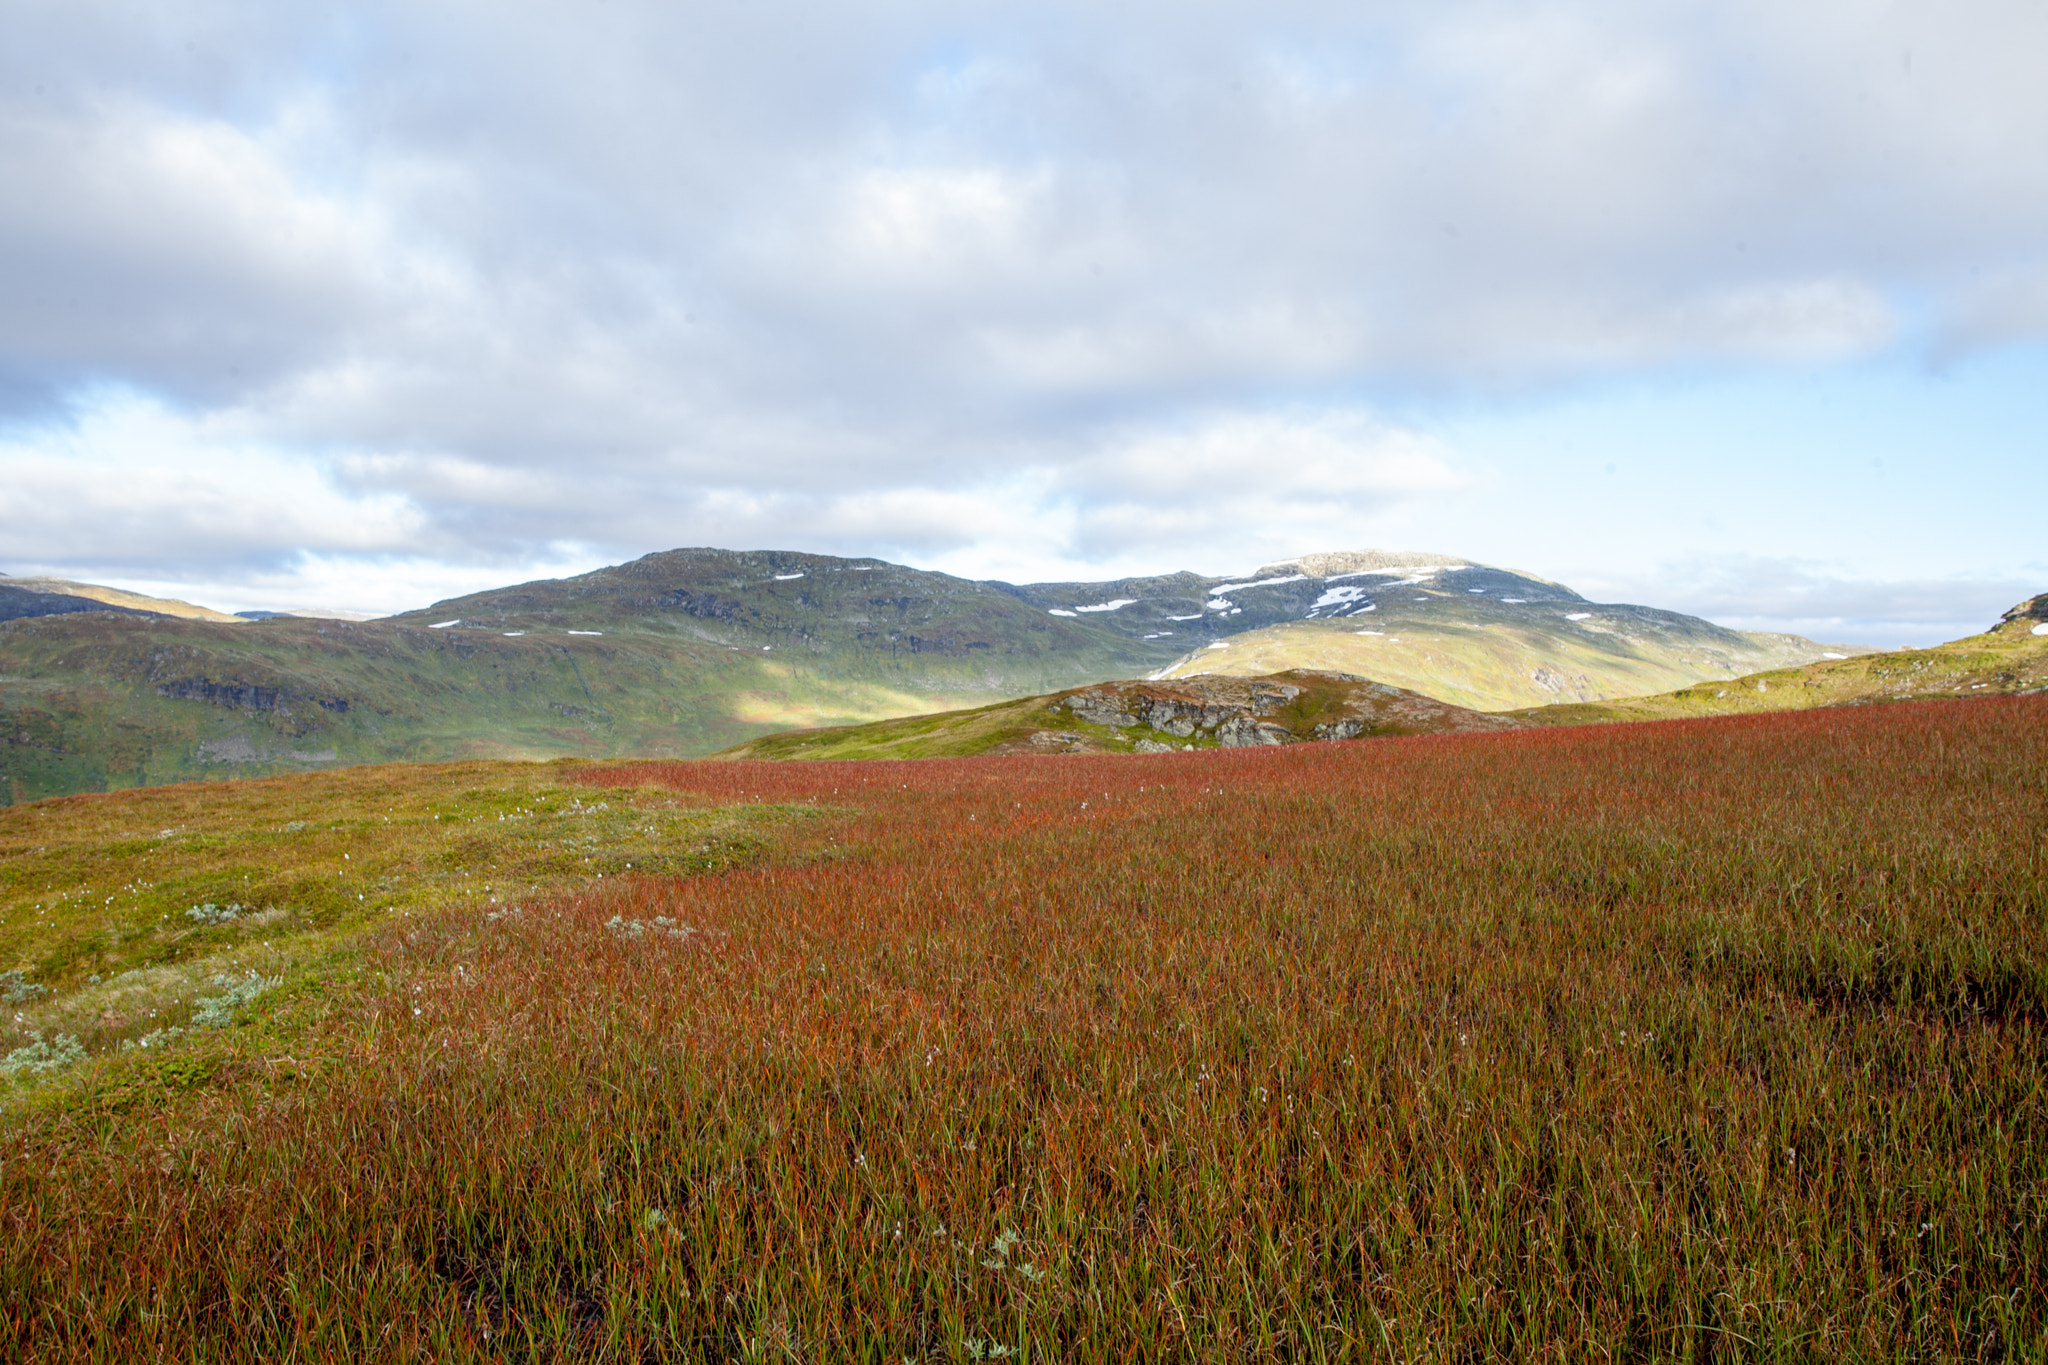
(709, 595, 2048, 762)
(0, 545, 1873, 802)
(0, 574, 244, 625)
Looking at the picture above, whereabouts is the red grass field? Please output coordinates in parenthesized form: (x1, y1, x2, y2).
(5, 697, 2046, 1360)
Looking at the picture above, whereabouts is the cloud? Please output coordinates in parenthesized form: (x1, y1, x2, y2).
(1, 0, 2044, 616)
(0, 92, 388, 416)
(0, 391, 427, 571)
(1577, 554, 2044, 647)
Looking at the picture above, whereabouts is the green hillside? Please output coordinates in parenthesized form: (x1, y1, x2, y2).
(0, 573, 243, 624)
(716, 597, 2048, 762)
(0, 613, 982, 805)
(1152, 578, 1864, 712)
(381, 547, 1184, 685)
(1512, 593, 2048, 725)
(714, 669, 1521, 761)
(0, 546, 1871, 803)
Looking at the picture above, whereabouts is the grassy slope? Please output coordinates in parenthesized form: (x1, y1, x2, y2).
(713, 670, 1516, 761)
(715, 692, 1090, 760)
(0, 550, 1192, 804)
(710, 611, 2048, 763)
(1513, 607, 2048, 725)
(0, 611, 1002, 805)
(0, 575, 244, 624)
(382, 546, 1180, 686)
(0, 548, 1877, 802)
(3, 700, 2044, 1358)
(1156, 587, 1863, 712)
(0, 759, 801, 1114)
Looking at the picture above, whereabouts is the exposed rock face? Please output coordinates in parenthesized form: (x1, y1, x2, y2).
(195, 734, 337, 764)
(2002, 594, 2048, 625)
(1253, 549, 1473, 578)
(1045, 670, 1521, 750)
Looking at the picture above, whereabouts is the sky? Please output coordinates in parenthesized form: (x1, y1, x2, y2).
(2, 0, 2044, 646)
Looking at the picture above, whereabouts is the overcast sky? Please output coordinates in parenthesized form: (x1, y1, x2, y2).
(2, 0, 2044, 644)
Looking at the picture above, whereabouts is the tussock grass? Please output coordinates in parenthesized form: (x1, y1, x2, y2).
(3, 699, 2045, 1359)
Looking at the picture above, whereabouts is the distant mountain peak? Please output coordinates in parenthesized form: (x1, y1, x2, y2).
(1252, 550, 1472, 579)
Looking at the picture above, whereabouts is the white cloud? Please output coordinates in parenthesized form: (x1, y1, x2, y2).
(1, 0, 2044, 621)
(1575, 554, 2043, 648)
(0, 391, 426, 567)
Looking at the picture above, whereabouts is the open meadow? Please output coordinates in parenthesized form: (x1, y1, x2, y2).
(3, 697, 2045, 1360)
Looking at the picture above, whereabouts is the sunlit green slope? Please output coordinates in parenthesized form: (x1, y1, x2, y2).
(1152, 585, 1863, 712)
(1513, 595, 2048, 725)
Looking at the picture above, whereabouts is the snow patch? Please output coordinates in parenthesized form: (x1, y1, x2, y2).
(1206, 599, 1234, 610)
(1075, 599, 1137, 612)
(1207, 641, 1230, 650)
(1468, 588, 1486, 593)
(428, 619, 461, 629)
(1565, 613, 1592, 621)
(1310, 585, 1371, 611)
(1501, 598, 1527, 604)
(773, 573, 805, 580)
(503, 631, 526, 637)
(1821, 651, 1847, 659)
(566, 630, 602, 636)
(1210, 575, 1306, 594)
(1355, 630, 1385, 636)
(1323, 565, 1454, 583)
(2034, 624, 2048, 636)
(1166, 613, 1204, 621)
(1046, 609, 1078, 617)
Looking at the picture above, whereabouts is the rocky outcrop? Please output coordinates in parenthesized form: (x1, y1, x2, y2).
(2001, 594, 2048, 625)
(1046, 670, 1522, 750)
(195, 734, 337, 764)
(155, 679, 351, 714)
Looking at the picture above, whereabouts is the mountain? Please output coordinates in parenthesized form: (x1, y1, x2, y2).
(1141, 556, 1866, 712)
(0, 574, 243, 625)
(0, 546, 1860, 803)
(712, 669, 1522, 761)
(711, 595, 2048, 763)
(379, 547, 1186, 690)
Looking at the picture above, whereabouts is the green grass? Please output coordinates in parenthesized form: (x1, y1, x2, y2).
(0, 759, 806, 1120)
(715, 671, 1517, 761)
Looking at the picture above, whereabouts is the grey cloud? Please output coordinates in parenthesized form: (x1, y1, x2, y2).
(3, 0, 2045, 586)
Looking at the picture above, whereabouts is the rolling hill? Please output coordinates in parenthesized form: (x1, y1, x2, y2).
(714, 594, 2048, 762)
(0, 546, 1860, 802)
(1512, 592, 2048, 725)
(0, 574, 243, 626)
(713, 669, 1522, 761)
(1145, 557, 1865, 712)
